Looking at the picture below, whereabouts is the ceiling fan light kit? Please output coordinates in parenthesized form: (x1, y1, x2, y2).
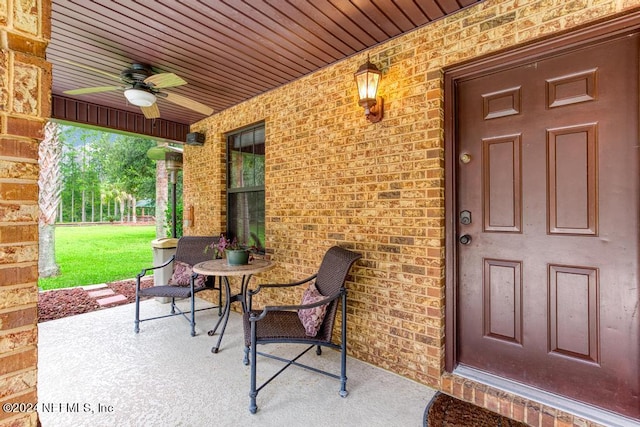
(124, 88, 157, 107)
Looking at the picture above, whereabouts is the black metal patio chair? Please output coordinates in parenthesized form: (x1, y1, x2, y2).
(242, 246, 361, 413)
(134, 235, 222, 336)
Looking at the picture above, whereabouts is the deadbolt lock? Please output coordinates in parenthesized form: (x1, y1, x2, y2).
(460, 210, 472, 225)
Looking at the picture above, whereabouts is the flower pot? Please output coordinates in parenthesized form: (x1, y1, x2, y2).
(225, 249, 250, 265)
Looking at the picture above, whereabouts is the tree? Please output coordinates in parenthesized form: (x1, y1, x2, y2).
(59, 126, 110, 222)
(56, 126, 157, 224)
(101, 135, 156, 215)
(60, 142, 80, 222)
(38, 121, 63, 277)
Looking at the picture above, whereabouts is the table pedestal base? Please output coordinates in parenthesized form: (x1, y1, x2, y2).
(207, 274, 253, 353)
(192, 259, 273, 354)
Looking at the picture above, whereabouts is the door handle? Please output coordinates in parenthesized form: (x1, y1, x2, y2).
(459, 234, 472, 245)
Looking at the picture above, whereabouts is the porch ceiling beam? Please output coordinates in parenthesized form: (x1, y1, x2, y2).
(51, 95, 189, 142)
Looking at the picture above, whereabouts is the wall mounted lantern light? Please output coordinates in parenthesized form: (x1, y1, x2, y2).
(354, 56, 384, 123)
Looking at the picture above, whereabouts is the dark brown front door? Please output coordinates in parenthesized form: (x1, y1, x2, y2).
(455, 34, 640, 418)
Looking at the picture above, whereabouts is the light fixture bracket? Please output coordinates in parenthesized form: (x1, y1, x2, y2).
(365, 97, 384, 123)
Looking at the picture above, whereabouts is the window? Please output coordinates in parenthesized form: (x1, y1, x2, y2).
(226, 123, 265, 252)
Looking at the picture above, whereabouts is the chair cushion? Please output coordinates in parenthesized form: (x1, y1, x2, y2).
(297, 282, 329, 337)
(168, 260, 205, 287)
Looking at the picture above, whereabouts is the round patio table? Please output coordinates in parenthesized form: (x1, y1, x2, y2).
(193, 258, 274, 353)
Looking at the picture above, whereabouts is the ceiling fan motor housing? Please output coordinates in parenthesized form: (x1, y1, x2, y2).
(121, 63, 154, 85)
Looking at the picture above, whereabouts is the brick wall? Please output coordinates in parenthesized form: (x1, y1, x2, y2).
(184, 1, 639, 426)
(0, 1, 50, 426)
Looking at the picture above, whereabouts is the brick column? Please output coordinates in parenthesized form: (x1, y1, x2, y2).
(0, 1, 51, 426)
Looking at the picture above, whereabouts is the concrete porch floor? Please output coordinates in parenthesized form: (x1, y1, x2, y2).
(38, 298, 437, 426)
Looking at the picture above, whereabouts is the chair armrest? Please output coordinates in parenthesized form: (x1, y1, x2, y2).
(248, 274, 317, 296)
(248, 288, 343, 322)
(247, 274, 317, 311)
(136, 255, 176, 283)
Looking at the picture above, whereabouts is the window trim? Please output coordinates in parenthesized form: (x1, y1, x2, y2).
(225, 122, 265, 251)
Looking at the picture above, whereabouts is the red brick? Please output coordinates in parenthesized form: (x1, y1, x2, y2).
(0, 307, 37, 331)
(0, 349, 36, 377)
(462, 380, 474, 401)
(526, 401, 541, 426)
(0, 390, 37, 422)
(0, 225, 37, 244)
(452, 378, 464, 398)
(512, 397, 527, 422)
(485, 392, 500, 413)
(5, 117, 44, 140)
(0, 183, 38, 201)
(499, 396, 512, 418)
(6, 33, 47, 57)
(440, 375, 453, 393)
(541, 406, 557, 427)
(474, 384, 487, 406)
(0, 265, 38, 287)
(0, 138, 38, 159)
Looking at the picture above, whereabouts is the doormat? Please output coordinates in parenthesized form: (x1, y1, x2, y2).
(424, 392, 528, 427)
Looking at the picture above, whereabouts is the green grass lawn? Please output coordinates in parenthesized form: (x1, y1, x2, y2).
(38, 225, 157, 290)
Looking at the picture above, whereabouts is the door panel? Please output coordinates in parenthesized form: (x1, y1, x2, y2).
(456, 35, 640, 418)
(482, 135, 521, 232)
(547, 124, 598, 234)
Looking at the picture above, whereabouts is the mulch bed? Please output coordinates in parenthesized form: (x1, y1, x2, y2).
(425, 392, 527, 427)
(38, 277, 154, 323)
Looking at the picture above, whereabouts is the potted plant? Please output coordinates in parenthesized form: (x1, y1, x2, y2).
(206, 233, 253, 265)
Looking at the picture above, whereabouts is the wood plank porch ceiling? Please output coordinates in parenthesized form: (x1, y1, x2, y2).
(49, 0, 482, 128)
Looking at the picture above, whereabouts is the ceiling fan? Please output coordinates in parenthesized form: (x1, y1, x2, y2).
(61, 60, 214, 119)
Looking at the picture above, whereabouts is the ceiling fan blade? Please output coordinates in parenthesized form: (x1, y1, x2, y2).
(163, 92, 213, 116)
(63, 86, 122, 95)
(140, 103, 160, 119)
(59, 59, 121, 81)
(144, 73, 187, 89)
